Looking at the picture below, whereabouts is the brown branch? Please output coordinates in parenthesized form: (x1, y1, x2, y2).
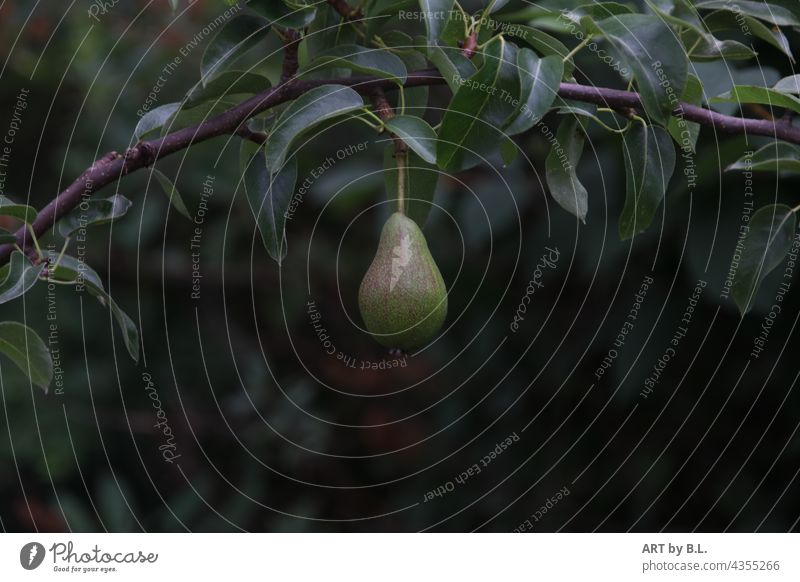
(4, 69, 800, 265)
(460, 32, 478, 59)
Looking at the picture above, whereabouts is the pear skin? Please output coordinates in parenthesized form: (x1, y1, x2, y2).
(358, 212, 447, 350)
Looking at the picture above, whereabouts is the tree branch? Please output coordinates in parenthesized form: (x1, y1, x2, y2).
(3, 68, 800, 265)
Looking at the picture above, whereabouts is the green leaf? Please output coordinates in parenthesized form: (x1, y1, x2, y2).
(485, 0, 511, 13)
(694, 0, 800, 26)
(732, 204, 797, 314)
(151, 169, 191, 220)
(504, 50, 562, 136)
(0, 228, 16, 244)
(619, 124, 676, 240)
(134, 103, 180, 140)
(726, 143, 800, 173)
(200, 15, 271, 84)
(668, 74, 702, 153)
(46, 253, 105, 291)
(383, 115, 437, 164)
(545, 116, 588, 222)
(439, 3, 469, 46)
(685, 33, 757, 61)
(45, 252, 139, 361)
(711, 85, 800, 115)
(265, 84, 364, 172)
(437, 36, 520, 171)
(384, 146, 438, 228)
(247, 0, 317, 29)
(58, 195, 132, 238)
(773, 75, 800, 94)
(0, 251, 45, 305)
(302, 45, 407, 83)
(243, 149, 298, 263)
(427, 43, 477, 93)
(503, 25, 572, 76)
(185, 71, 271, 107)
(592, 14, 688, 125)
(0, 322, 52, 391)
(419, 0, 455, 43)
(704, 10, 794, 62)
(0, 196, 37, 224)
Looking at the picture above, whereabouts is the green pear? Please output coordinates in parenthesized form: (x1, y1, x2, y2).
(358, 212, 447, 351)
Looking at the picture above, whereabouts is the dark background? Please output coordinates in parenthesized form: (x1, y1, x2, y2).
(1, 0, 799, 532)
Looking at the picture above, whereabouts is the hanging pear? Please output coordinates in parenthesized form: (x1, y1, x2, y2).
(358, 212, 447, 351)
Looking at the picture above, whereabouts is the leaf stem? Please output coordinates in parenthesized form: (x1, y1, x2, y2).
(26, 224, 42, 260)
(52, 237, 70, 272)
(396, 151, 407, 215)
(563, 35, 593, 64)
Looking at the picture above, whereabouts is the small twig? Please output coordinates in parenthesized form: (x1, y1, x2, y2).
(280, 29, 301, 84)
(460, 32, 478, 59)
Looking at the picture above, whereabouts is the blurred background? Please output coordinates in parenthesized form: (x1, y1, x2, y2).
(1, 0, 799, 532)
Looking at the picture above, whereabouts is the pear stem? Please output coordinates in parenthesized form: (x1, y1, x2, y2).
(396, 150, 407, 215)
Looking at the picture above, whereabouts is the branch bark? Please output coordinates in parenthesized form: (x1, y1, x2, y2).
(3, 68, 800, 265)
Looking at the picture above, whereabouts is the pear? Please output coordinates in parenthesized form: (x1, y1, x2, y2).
(358, 212, 448, 351)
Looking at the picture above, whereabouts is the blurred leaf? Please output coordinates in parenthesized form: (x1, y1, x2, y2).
(302, 45, 407, 83)
(504, 50, 562, 135)
(59, 195, 132, 238)
(384, 115, 437, 164)
(384, 146, 438, 228)
(726, 143, 800, 173)
(732, 204, 797, 314)
(200, 15, 271, 84)
(152, 169, 191, 220)
(437, 36, 520, 171)
(619, 123, 676, 239)
(265, 84, 364, 171)
(0, 196, 37, 224)
(546, 116, 588, 222)
(0, 322, 52, 391)
(0, 251, 45, 305)
(243, 148, 298, 263)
